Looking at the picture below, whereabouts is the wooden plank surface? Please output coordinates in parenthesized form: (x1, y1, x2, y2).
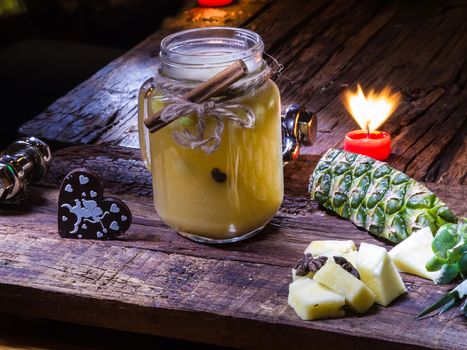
(18, 0, 467, 184)
(0, 145, 466, 350)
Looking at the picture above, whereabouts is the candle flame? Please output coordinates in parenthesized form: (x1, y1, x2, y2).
(343, 84, 401, 133)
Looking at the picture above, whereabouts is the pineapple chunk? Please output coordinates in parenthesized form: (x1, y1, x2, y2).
(342, 251, 358, 266)
(389, 228, 441, 281)
(314, 259, 375, 313)
(357, 243, 406, 306)
(288, 278, 345, 320)
(304, 240, 356, 257)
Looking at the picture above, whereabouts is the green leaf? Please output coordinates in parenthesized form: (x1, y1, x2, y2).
(426, 255, 447, 272)
(446, 239, 466, 264)
(453, 280, 467, 298)
(461, 298, 467, 318)
(435, 264, 460, 284)
(458, 251, 467, 277)
(416, 280, 467, 319)
(432, 224, 460, 259)
(438, 298, 459, 315)
(416, 293, 456, 319)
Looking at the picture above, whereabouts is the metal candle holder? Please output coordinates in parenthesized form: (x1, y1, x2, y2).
(0, 137, 51, 201)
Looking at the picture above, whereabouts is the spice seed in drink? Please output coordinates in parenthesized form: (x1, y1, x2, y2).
(211, 168, 227, 183)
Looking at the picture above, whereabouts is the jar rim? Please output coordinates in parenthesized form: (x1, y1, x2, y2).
(160, 26, 263, 60)
(159, 27, 265, 80)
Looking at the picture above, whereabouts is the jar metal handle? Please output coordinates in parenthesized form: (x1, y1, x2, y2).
(138, 78, 155, 171)
(282, 104, 318, 164)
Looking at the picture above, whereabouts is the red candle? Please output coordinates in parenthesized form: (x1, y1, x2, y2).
(198, 0, 233, 7)
(344, 130, 391, 161)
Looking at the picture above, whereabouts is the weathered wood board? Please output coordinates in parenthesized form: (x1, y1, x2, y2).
(18, 0, 467, 184)
(0, 145, 465, 350)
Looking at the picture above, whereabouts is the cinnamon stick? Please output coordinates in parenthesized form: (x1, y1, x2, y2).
(144, 59, 248, 133)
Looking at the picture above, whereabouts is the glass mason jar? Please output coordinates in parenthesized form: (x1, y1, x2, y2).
(138, 27, 283, 243)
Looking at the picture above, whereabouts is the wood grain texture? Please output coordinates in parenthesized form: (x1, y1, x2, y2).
(0, 145, 466, 350)
(18, 0, 467, 184)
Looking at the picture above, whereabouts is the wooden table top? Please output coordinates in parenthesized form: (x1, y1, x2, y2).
(3, 0, 467, 349)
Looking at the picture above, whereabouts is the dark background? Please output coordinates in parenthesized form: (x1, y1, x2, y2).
(0, 0, 184, 148)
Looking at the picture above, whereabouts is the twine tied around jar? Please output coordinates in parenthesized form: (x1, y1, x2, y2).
(150, 63, 271, 154)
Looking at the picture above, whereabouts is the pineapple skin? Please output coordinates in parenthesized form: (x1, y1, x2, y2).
(309, 148, 457, 243)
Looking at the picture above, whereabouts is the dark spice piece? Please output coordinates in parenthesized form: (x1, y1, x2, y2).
(294, 254, 328, 276)
(211, 168, 227, 183)
(333, 256, 360, 279)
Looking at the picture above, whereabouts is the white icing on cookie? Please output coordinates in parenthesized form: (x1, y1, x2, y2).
(79, 175, 90, 185)
(109, 221, 119, 231)
(65, 184, 73, 193)
(110, 203, 120, 213)
(61, 199, 109, 234)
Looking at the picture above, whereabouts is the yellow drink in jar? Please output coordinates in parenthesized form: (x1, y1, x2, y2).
(138, 27, 284, 243)
(144, 80, 282, 240)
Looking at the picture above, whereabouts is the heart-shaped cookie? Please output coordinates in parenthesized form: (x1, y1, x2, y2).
(58, 168, 132, 239)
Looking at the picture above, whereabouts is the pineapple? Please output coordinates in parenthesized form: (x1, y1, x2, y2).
(309, 148, 457, 243)
(389, 227, 441, 281)
(304, 240, 356, 257)
(357, 243, 406, 306)
(288, 278, 346, 320)
(342, 250, 358, 266)
(314, 259, 375, 313)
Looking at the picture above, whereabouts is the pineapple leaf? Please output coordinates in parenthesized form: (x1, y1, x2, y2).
(416, 280, 467, 319)
(416, 293, 456, 319)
